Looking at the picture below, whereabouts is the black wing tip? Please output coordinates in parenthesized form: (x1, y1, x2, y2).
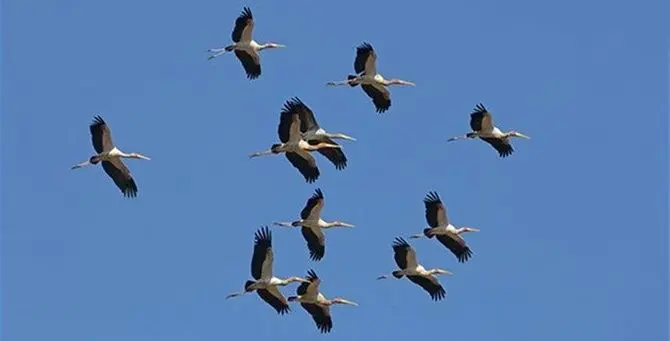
(392, 237, 410, 249)
(246, 70, 261, 79)
(276, 304, 291, 315)
(306, 269, 319, 280)
(423, 191, 441, 204)
(457, 247, 473, 263)
(430, 286, 447, 301)
(312, 188, 324, 199)
(471, 103, 488, 115)
(375, 103, 390, 113)
(122, 180, 138, 198)
(254, 226, 272, 246)
(240, 7, 253, 19)
(309, 249, 324, 261)
(283, 97, 306, 112)
(91, 115, 106, 126)
(497, 146, 514, 158)
(356, 42, 373, 51)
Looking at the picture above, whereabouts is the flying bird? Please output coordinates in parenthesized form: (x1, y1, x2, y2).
(447, 103, 530, 157)
(377, 237, 452, 301)
(249, 99, 344, 183)
(206, 7, 286, 79)
(285, 97, 355, 171)
(288, 269, 358, 333)
(326, 42, 415, 113)
(226, 226, 310, 315)
(409, 191, 479, 263)
(71, 115, 151, 198)
(274, 188, 354, 261)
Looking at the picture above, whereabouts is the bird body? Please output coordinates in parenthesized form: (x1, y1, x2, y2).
(226, 227, 310, 315)
(274, 188, 354, 261)
(207, 7, 285, 79)
(378, 237, 452, 301)
(249, 99, 344, 183)
(409, 191, 479, 263)
(327, 42, 415, 113)
(447, 103, 530, 157)
(288, 270, 358, 333)
(71, 115, 151, 198)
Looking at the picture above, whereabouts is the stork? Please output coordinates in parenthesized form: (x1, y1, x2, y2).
(249, 99, 344, 183)
(326, 42, 415, 113)
(447, 103, 530, 157)
(285, 97, 354, 171)
(409, 191, 479, 263)
(288, 269, 358, 333)
(71, 115, 150, 198)
(206, 7, 285, 79)
(226, 226, 310, 315)
(274, 188, 354, 261)
(377, 237, 452, 301)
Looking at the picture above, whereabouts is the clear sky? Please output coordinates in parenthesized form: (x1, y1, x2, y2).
(2, 0, 668, 340)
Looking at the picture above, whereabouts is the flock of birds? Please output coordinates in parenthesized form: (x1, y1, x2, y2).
(70, 6, 531, 334)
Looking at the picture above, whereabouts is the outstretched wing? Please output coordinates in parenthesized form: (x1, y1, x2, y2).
(301, 303, 332, 333)
(101, 159, 137, 198)
(435, 233, 473, 263)
(361, 84, 391, 113)
(309, 139, 347, 170)
(231, 7, 254, 43)
(424, 191, 448, 227)
(89, 115, 114, 153)
(285, 151, 319, 183)
(407, 275, 446, 301)
(234, 50, 261, 80)
(354, 42, 376, 75)
(479, 137, 514, 158)
(256, 287, 290, 315)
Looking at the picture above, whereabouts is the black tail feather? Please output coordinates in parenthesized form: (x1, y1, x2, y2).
(392, 270, 404, 279)
(347, 75, 359, 87)
(244, 280, 256, 291)
(423, 228, 435, 239)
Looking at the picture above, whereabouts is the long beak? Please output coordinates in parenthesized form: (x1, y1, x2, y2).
(335, 133, 357, 142)
(441, 270, 454, 276)
(468, 228, 481, 232)
(517, 133, 531, 139)
(401, 80, 416, 86)
(273, 221, 295, 227)
(340, 299, 358, 306)
(340, 222, 355, 228)
(276, 44, 287, 48)
(137, 154, 151, 160)
(71, 160, 91, 169)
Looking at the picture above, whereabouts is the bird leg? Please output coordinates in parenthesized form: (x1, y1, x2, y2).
(70, 160, 92, 169)
(447, 132, 478, 142)
(248, 149, 275, 158)
(273, 221, 299, 228)
(225, 291, 245, 299)
(326, 79, 356, 86)
(206, 47, 230, 60)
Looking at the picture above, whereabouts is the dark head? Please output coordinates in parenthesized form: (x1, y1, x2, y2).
(244, 280, 256, 292)
(89, 155, 101, 164)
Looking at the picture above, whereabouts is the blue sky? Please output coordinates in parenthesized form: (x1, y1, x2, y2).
(2, 0, 667, 340)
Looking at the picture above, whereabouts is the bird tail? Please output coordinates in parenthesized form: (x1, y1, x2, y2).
(392, 270, 404, 279)
(291, 220, 302, 227)
(423, 228, 435, 238)
(347, 75, 359, 87)
(244, 280, 256, 291)
(466, 132, 477, 138)
(89, 156, 101, 165)
(287, 296, 298, 302)
(224, 45, 234, 52)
